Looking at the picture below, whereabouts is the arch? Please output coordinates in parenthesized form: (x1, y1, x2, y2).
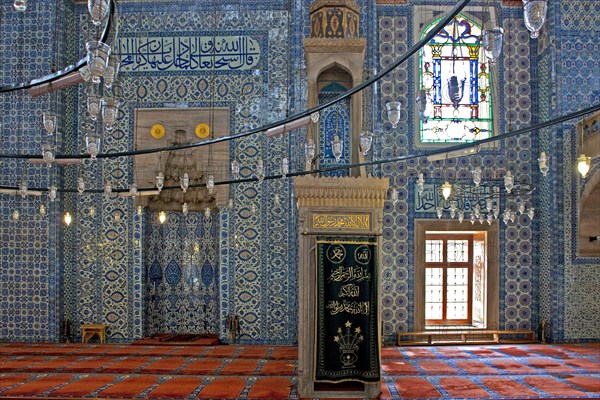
(578, 168, 600, 257)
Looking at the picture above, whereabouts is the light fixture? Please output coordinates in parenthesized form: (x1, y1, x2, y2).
(504, 171, 514, 193)
(129, 184, 138, 197)
(42, 143, 55, 165)
(104, 182, 112, 195)
(386, 101, 401, 129)
(85, 132, 101, 160)
(256, 159, 265, 183)
(49, 185, 57, 202)
(528, 207, 535, 220)
(77, 177, 85, 194)
(64, 212, 72, 226)
(281, 157, 289, 178)
(441, 181, 452, 200)
(180, 172, 189, 192)
(518, 201, 526, 215)
(101, 95, 119, 131)
(577, 154, 591, 178)
(88, 0, 110, 26)
(182, 202, 189, 215)
(359, 131, 373, 156)
(103, 57, 120, 88)
(12, 210, 19, 222)
(14, 0, 27, 12)
(39, 204, 46, 216)
(18, 180, 28, 198)
(86, 40, 111, 84)
(87, 88, 101, 121)
(207, 175, 215, 194)
(390, 187, 399, 205)
(482, 27, 504, 63)
(42, 112, 57, 135)
(470, 213, 476, 224)
(522, 0, 547, 39)
(231, 160, 240, 180)
(417, 173, 425, 195)
(486, 198, 493, 213)
(493, 205, 500, 219)
(436, 206, 443, 219)
(155, 172, 164, 192)
(458, 210, 465, 223)
(158, 211, 166, 224)
(137, 206, 143, 216)
(416, 89, 430, 123)
(332, 135, 343, 162)
(450, 201, 458, 218)
(487, 213, 493, 225)
(89, 206, 95, 217)
(114, 210, 121, 222)
(472, 167, 482, 187)
(204, 207, 211, 219)
(305, 138, 316, 170)
(474, 204, 481, 219)
(538, 151, 549, 176)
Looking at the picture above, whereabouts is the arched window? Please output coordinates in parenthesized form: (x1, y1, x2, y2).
(419, 15, 492, 144)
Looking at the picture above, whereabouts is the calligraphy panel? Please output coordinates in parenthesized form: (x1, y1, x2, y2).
(312, 214, 370, 230)
(415, 183, 498, 213)
(118, 36, 261, 72)
(315, 237, 380, 383)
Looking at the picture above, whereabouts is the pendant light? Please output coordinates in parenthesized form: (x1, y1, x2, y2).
(522, 0, 548, 39)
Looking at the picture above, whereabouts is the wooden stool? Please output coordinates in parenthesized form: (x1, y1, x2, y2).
(81, 324, 109, 344)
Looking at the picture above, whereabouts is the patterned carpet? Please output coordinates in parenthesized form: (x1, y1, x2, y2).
(0, 342, 598, 399)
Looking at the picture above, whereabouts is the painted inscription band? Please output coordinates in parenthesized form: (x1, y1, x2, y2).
(312, 214, 370, 230)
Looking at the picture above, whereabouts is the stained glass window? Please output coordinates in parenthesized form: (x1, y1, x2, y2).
(419, 15, 492, 143)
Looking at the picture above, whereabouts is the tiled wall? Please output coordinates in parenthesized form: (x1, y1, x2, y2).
(0, 0, 598, 344)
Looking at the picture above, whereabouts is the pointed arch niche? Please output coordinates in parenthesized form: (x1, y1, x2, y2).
(304, 0, 366, 176)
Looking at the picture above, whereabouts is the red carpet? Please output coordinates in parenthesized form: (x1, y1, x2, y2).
(439, 377, 491, 398)
(50, 375, 116, 396)
(248, 377, 293, 398)
(0, 343, 598, 399)
(198, 377, 246, 398)
(147, 376, 202, 398)
(481, 377, 540, 397)
(97, 376, 159, 397)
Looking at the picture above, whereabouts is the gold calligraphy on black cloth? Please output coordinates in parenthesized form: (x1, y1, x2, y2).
(315, 237, 380, 383)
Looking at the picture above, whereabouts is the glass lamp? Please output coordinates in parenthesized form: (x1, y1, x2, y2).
(155, 172, 164, 192)
(180, 173, 189, 192)
(207, 175, 215, 194)
(158, 211, 166, 224)
(87, 89, 101, 121)
(416, 89, 430, 122)
(359, 131, 373, 156)
(85, 133, 101, 160)
(472, 167, 482, 187)
(231, 160, 240, 180)
(482, 27, 504, 63)
(88, 0, 110, 26)
(538, 151, 549, 176)
(386, 101, 401, 129)
(504, 171, 514, 193)
(48, 185, 57, 202)
(281, 157, 289, 178)
(101, 96, 119, 130)
(182, 202, 189, 215)
(42, 143, 55, 164)
(64, 212, 72, 226)
(42, 112, 57, 135)
(103, 57, 120, 88)
(577, 154, 591, 178)
(14, 0, 27, 11)
(441, 181, 452, 200)
(86, 40, 111, 84)
(522, 0, 547, 39)
(390, 187, 399, 205)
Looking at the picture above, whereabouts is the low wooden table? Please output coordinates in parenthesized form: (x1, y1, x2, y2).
(81, 324, 109, 344)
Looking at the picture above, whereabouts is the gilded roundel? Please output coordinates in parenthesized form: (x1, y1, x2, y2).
(195, 123, 210, 138)
(150, 123, 165, 139)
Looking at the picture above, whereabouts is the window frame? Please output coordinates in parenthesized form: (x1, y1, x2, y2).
(425, 233, 474, 326)
(412, 6, 500, 150)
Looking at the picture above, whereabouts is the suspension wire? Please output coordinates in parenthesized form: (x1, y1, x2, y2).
(8, 101, 599, 194)
(1, 0, 472, 161)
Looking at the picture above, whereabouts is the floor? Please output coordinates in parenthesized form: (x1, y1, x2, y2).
(0, 342, 598, 399)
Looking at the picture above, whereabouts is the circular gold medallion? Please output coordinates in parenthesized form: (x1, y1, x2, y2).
(195, 123, 210, 138)
(150, 123, 165, 139)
